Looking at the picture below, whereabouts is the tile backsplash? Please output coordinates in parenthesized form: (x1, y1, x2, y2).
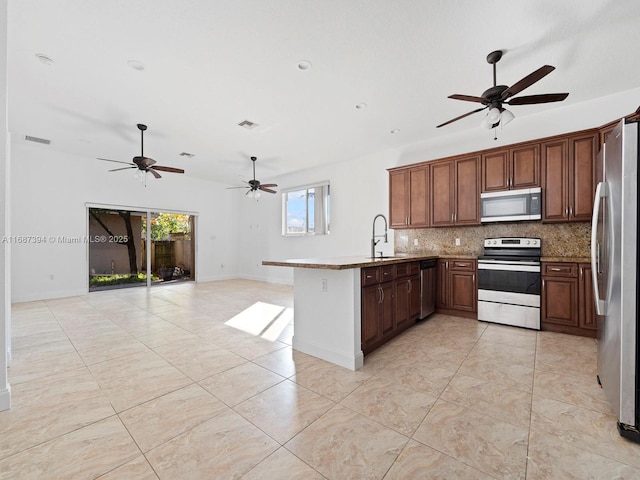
(394, 222, 590, 257)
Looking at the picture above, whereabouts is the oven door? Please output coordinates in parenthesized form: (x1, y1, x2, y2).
(477, 261, 541, 295)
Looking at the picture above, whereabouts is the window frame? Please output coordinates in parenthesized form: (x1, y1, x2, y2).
(281, 181, 330, 236)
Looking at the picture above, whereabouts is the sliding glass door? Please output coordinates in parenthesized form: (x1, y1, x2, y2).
(88, 207, 195, 291)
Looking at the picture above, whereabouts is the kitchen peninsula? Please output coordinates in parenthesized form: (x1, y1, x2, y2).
(262, 254, 437, 370)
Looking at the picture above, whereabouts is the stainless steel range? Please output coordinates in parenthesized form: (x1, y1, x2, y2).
(477, 237, 541, 330)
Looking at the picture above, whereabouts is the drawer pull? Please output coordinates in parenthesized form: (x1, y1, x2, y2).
(366, 274, 374, 279)
(550, 268, 562, 271)
(457, 263, 469, 267)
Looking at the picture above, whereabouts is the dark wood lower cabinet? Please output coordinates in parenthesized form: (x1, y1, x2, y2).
(361, 261, 421, 355)
(435, 258, 477, 319)
(541, 262, 597, 338)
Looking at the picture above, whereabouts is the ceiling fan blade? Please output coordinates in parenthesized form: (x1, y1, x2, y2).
(448, 94, 487, 104)
(436, 107, 487, 128)
(506, 93, 569, 105)
(226, 186, 249, 189)
(147, 168, 161, 179)
(98, 157, 133, 165)
(133, 156, 156, 167)
(259, 187, 277, 194)
(108, 166, 137, 172)
(260, 183, 278, 188)
(151, 165, 185, 174)
(500, 65, 555, 100)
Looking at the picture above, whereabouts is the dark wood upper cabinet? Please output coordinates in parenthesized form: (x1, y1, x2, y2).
(430, 156, 479, 226)
(454, 156, 480, 225)
(430, 161, 455, 226)
(409, 166, 429, 227)
(481, 150, 509, 192)
(481, 143, 539, 192)
(389, 169, 409, 228)
(541, 131, 597, 222)
(570, 133, 597, 221)
(389, 166, 429, 228)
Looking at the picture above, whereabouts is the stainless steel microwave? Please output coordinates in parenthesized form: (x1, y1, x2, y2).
(480, 187, 541, 222)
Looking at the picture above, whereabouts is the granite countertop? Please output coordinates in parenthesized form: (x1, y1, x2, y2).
(262, 253, 441, 270)
(541, 256, 591, 263)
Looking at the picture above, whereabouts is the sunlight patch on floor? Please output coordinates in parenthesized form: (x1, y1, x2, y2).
(224, 301, 292, 341)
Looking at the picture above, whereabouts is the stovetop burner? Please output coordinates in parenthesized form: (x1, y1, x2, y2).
(480, 237, 541, 263)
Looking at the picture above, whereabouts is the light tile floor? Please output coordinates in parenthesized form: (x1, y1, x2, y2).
(2, 279, 640, 479)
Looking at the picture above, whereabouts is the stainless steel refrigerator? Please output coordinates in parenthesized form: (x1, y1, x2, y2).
(591, 118, 639, 442)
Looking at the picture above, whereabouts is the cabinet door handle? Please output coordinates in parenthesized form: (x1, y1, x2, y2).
(408, 280, 412, 293)
(377, 287, 382, 304)
(565, 207, 569, 217)
(569, 206, 573, 217)
(380, 287, 385, 303)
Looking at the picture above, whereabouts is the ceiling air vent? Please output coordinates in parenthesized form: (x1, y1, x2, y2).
(238, 120, 259, 130)
(25, 135, 51, 145)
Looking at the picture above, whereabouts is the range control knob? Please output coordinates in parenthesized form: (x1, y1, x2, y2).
(525, 240, 530, 245)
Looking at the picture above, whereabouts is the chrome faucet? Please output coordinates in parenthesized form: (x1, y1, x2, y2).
(371, 214, 388, 258)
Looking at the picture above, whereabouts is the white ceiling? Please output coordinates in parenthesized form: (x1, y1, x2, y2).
(7, 0, 640, 185)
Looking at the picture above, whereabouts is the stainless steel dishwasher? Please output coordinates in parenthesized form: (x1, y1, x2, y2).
(420, 259, 437, 319)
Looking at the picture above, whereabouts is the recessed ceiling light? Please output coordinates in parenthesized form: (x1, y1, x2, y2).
(297, 60, 312, 71)
(127, 60, 145, 71)
(35, 53, 54, 66)
(390, 129, 400, 134)
(355, 103, 367, 110)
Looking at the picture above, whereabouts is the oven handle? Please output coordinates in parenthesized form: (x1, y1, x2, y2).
(478, 262, 540, 272)
(478, 259, 540, 265)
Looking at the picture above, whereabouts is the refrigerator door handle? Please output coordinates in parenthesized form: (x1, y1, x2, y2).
(591, 181, 608, 315)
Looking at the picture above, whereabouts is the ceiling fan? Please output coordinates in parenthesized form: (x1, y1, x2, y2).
(97, 124, 185, 180)
(228, 156, 278, 197)
(437, 50, 569, 129)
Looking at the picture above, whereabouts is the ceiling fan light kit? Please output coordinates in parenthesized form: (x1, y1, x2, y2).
(437, 50, 569, 136)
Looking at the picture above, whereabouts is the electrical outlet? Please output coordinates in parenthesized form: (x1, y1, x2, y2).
(413, 239, 419, 246)
(322, 279, 327, 292)
(455, 238, 461, 246)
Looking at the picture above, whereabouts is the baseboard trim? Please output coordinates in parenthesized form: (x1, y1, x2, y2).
(0, 385, 11, 411)
(293, 336, 364, 371)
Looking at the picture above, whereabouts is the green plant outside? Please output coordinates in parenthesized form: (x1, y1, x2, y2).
(89, 273, 159, 287)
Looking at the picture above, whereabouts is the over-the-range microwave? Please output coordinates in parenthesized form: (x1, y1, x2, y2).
(480, 187, 541, 222)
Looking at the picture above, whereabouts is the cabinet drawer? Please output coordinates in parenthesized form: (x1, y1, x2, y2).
(450, 259, 476, 271)
(543, 263, 577, 277)
(362, 265, 396, 286)
(361, 267, 380, 286)
(396, 261, 419, 278)
(381, 265, 396, 282)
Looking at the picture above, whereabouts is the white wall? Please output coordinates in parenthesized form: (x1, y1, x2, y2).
(251, 87, 640, 285)
(10, 142, 241, 302)
(1, 0, 11, 411)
